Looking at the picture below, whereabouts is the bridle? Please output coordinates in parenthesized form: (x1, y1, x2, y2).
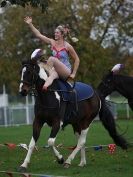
(20, 64, 39, 96)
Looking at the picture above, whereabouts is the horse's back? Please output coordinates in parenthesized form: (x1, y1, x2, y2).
(57, 80, 94, 102)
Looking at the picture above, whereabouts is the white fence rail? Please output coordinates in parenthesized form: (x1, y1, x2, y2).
(0, 100, 133, 127)
(0, 104, 34, 126)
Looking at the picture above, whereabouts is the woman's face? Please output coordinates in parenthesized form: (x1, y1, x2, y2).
(54, 28, 63, 40)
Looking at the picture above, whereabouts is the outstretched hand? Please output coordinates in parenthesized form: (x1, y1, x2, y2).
(24, 16, 32, 24)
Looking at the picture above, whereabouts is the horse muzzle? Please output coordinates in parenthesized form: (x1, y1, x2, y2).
(19, 84, 30, 96)
(19, 89, 28, 96)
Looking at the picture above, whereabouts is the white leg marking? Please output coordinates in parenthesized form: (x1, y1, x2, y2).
(60, 121, 63, 127)
(75, 132, 86, 167)
(48, 137, 56, 147)
(52, 146, 63, 160)
(78, 145, 86, 167)
(65, 128, 89, 165)
(21, 137, 35, 168)
(48, 137, 63, 160)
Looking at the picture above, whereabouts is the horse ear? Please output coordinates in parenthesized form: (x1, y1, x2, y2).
(108, 70, 114, 76)
(21, 59, 37, 66)
(111, 64, 124, 74)
(21, 60, 29, 66)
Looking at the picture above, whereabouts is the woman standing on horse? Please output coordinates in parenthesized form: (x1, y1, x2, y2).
(24, 16, 80, 90)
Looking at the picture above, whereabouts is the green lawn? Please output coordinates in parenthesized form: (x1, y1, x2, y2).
(0, 120, 133, 177)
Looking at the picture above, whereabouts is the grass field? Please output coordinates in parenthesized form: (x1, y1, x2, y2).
(0, 119, 133, 177)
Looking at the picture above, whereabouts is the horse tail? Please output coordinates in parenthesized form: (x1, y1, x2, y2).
(99, 97, 128, 149)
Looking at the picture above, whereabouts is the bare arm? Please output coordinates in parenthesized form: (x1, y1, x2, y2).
(24, 16, 53, 44)
(67, 43, 80, 79)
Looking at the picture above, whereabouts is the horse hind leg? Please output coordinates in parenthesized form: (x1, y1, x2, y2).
(79, 145, 86, 167)
(18, 119, 43, 172)
(64, 128, 89, 168)
(75, 132, 86, 167)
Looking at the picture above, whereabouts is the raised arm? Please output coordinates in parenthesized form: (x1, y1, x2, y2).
(24, 16, 53, 44)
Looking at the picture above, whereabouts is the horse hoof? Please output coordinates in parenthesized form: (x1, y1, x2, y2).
(63, 163, 70, 169)
(17, 166, 27, 173)
(57, 157, 64, 164)
(78, 162, 86, 167)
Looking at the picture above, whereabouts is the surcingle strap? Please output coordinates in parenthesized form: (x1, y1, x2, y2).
(57, 80, 94, 125)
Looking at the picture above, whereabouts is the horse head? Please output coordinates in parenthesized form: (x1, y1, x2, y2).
(97, 64, 124, 98)
(19, 49, 48, 96)
(19, 60, 38, 96)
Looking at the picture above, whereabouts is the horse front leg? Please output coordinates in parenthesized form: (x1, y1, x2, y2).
(48, 121, 64, 164)
(18, 118, 43, 172)
(64, 128, 89, 168)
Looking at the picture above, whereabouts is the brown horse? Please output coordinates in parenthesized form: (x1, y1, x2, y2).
(18, 61, 128, 172)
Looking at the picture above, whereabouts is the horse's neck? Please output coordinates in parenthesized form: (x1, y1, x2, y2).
(35, 91, 59, 109)
(35, 79, 60, 107)
(115, 75, 133, 99)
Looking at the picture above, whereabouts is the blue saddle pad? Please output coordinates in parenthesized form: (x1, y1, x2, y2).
(58, 80, 94, 102)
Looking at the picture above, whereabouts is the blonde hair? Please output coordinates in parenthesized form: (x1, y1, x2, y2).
(56, 25, 69, 37)
(56, 25, 79, 43)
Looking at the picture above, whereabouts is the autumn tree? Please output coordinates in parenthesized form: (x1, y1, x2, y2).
(0, 0, 132, 93)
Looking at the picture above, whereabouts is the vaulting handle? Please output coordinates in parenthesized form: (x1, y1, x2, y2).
(67, 77, 76, 89)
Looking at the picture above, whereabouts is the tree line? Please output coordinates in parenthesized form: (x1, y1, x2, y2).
(0, 0, 132, 93)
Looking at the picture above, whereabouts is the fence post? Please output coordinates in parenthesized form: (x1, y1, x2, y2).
(26, 96, 30, 124)
(4, 106, 8, 127)
(126, 103, 130, 119)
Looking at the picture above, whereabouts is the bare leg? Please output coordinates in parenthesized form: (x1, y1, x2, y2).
(43, 56, 71, 89)
(43, 68, 59, 89)
(47, 56, 71, 79)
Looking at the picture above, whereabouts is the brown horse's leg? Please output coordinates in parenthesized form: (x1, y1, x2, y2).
(64, 128, 89, 168)
(47, 121, 64, 164)
(18, 118, 43, 172)
(75, 132, 86, 167)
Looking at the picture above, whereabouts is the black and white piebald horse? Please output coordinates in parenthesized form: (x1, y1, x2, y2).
(18, 51, 128, 172)
(97, 64, 133, 111)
